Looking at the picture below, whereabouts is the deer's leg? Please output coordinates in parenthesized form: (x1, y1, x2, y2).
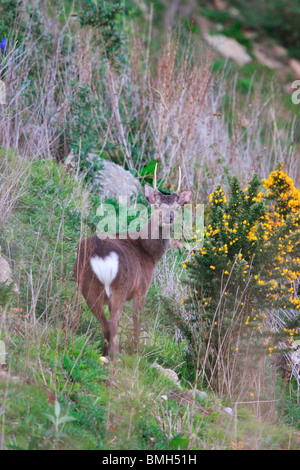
(132, 295, 146, 353)
(82, 282, 110, 356)
(94, 305, 110, 357)
(108, 293, 126, 357)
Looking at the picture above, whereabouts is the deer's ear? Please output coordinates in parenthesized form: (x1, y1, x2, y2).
(178, 190, 192, 206)
(144, 184, 156, 204)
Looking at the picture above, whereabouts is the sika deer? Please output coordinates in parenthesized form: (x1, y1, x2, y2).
(74, 167, 192, 357)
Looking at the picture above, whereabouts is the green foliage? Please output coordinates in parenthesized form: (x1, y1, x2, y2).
(2, 326, 109, 449)
(142, 287, 189, 375)
(66, 82, 104, 184)
(139, 160, 159, 187)
(280, 378, 300, 429)
(0, 0, 21, 39)
(221, 22, 252, 51)
(0, 0, 54, 51)
(44, 400, 76, 446)
(75, 0, 123, 60)
(202, 0, 300, 59)
(138, 419, 168, 449)
(0, 381, 57, 450)
(0, 281, 14, 307)
(202, 10, 252, 51)
(226, 0, 300, 59)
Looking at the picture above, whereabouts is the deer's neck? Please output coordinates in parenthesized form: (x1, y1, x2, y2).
(137, 217, 170, 264)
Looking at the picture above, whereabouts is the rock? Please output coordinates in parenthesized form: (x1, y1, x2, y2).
(87, 154, 142, 202)
(272, 44, 288, 59)
(99, 356, 109, 364)
(223, 406, 234, 416)
(64, 150, 76, 174)
(0, 369, 20, 384)
(289, 58, 300, 79)
(151, 361, 182, 388)
(284, 82, 294, 93)
(196, 16, 214, 35)
(243, 30, 257, 40)
(210, 0, 227, 10)
(203, 34, 251, 65)
(253, 45, 282, 70)
(228, 7, 240, 18)
(188, 389, 208, 401)
(289, 339, 300, 366)
(0, 254, 12, 284)
(0, 251, 19, 293)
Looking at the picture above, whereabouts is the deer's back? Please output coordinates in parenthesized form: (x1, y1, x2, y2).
(74, 235, 155, 302)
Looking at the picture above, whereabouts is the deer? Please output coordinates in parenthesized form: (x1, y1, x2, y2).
(74, 165, 192, 357)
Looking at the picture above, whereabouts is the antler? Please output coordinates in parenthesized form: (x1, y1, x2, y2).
(153, 163, 158, 191)
(176, 166, 181, 194)
(153, 164, 181, 192)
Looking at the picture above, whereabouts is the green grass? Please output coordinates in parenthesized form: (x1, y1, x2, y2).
(0, 328, 109, 449)
(0, 154, 98, 319)
(0, 312, 234, 451)
(0, 154, 300, 450)
(2, 321, 299, 450)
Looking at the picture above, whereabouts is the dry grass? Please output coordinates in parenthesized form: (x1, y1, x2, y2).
(0, 151, 30, 227)
(0, 4, 297, 199)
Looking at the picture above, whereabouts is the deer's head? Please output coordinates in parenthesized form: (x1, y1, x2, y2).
(144, 166, 192, 227)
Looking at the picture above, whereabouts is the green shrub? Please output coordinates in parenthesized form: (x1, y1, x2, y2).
(66, 82, 104, 184)
(75, 0, 123, 61)
(180, 165, 300, 393)
(0, 0, 21, 40)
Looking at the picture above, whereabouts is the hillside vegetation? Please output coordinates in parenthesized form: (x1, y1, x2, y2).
(0, 0, 299, 450)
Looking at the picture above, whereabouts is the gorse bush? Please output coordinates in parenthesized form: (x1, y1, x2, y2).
(181, 164, 300, 395)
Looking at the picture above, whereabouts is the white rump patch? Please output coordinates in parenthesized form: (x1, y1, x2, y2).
(90, 252, 119, 298)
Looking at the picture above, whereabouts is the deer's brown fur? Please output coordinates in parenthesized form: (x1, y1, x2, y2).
(74, 173, 192, 357)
